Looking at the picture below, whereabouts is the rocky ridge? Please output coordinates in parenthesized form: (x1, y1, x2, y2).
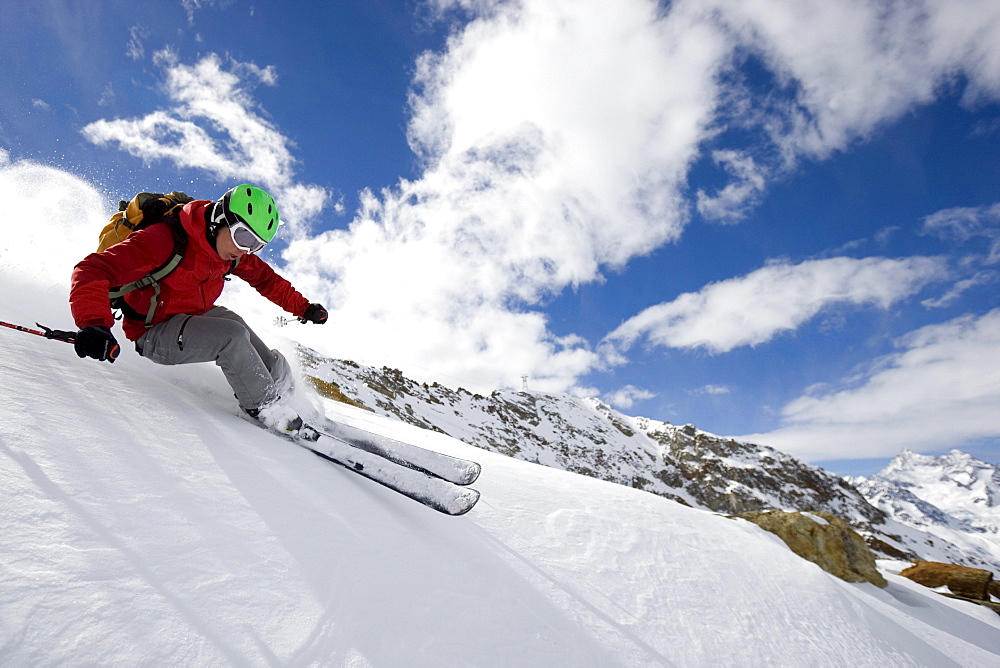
(298, 347, 998, 572)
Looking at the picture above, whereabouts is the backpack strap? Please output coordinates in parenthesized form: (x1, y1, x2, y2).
(109, 220, 189, 327)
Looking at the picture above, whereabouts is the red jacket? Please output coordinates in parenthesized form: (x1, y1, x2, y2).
(71, 200, 310, 341)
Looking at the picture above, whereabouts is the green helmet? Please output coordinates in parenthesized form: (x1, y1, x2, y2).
(218, 184, 280, 243)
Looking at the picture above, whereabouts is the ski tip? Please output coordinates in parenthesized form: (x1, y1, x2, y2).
(457, 465, 482, 486)
(445, 488, 481, 516)
(445, 461, 482, 487)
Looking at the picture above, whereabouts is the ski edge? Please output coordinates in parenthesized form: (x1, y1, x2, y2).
(303, 439, 481, 517)
(319, 419, 482, 486)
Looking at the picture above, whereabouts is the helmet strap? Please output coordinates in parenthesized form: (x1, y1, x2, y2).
(206, 201, 227, 247)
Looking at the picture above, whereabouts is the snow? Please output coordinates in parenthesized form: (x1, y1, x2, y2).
(852, 450, 1000, 574)
(882, 449, 1000, 524)
(2, 277, 1000, 665)
(802, 512, 831, 526)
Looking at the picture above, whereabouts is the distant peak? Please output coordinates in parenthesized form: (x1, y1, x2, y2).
(886, 448, 919, 470)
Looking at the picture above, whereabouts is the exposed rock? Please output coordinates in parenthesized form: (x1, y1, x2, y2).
(736, 510, 887, 588)
(305, 375, 371, 412)
(899, 561, 993, 601)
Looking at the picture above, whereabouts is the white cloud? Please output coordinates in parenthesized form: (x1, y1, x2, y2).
(605, 257, 950, 355)
(406, 0, 726, 270)
(282, 0, 733, 391)
(74, 0, 1000, 396)
(306, 0, 998, 392)
(126, 25, 148, 61)
(739, 309, 1000, 461)
(695, 150, 766, 223)
(921, 271, 999, 309)
(972, 117, 1000, 136)
(923, 202, 1000, 263)
(181, 0, 234, 25)
(692, 385, 732, 396)
(710, 0, 1000, 163)
(80, 50, 329, 236)
(914, 202, 1000, 307)
(605, 385, 656, 410)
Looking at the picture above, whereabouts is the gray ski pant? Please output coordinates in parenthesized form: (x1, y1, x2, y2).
(134, 305, 292, 411)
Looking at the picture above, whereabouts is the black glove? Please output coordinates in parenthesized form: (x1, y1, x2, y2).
(299, 303, 329, 325)
(74, 326, 120, 363)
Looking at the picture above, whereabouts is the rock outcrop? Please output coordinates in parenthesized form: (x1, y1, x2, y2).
(899, 561, 1000, 615)
(900, 562, 993, 600)
(736, 510, 887, 588)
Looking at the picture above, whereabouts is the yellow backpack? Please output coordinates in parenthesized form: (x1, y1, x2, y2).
(97, 191, 194, 252)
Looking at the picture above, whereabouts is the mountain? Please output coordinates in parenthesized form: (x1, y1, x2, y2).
(1, 302, 999, 663)
(299, 347, 1000, 573)
(850, 450, 1000, 573)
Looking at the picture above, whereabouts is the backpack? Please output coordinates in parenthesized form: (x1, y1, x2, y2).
(98, 192, 194, 327)
(98, 191, 194, 252)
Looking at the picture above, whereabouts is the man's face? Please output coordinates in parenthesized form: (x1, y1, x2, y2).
(215, 226, 250, 263)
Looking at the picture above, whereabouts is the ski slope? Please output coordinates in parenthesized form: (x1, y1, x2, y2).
(1, 282, 999, 666)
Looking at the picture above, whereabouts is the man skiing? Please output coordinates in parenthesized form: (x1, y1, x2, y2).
(69, 184, 328, 440)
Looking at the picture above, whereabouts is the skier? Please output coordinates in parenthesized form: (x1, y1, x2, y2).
(69, 184, 328, 440)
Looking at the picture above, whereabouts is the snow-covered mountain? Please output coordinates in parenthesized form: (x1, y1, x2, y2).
(300, 350, 878, 517)
(851, 450, 1000, 573)
(2, 291, 999, 663)
(0, 324, 997, 664)
(300, 348, 1000, 574)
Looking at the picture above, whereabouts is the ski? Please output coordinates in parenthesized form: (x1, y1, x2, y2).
(300, 432, 480, 516)
(318, 418, 482, 486)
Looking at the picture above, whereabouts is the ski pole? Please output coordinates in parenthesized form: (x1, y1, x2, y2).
(0, 320, 121, 362)
(0, 320, 77, 343)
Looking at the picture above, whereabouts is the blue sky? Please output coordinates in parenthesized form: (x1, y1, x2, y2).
(1, 0, 999, 475)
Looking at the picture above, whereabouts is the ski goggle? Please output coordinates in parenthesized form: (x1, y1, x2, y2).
(228, 220, 268, 253)
(211, 201, 268, 253)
